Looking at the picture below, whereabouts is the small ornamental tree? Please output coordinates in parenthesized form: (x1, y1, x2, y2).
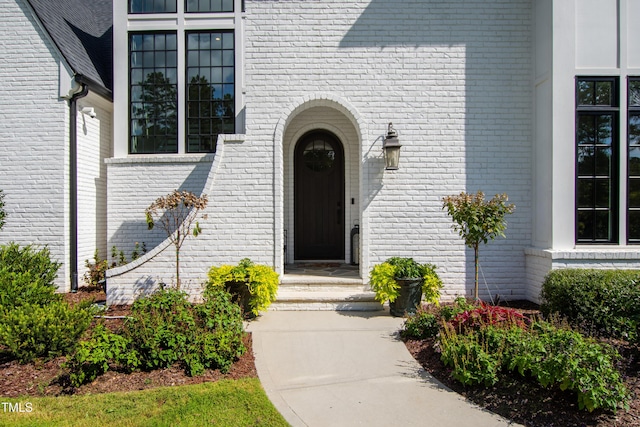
(443, 191, 515, 300)
(145, 190, 208, 289)
(0, 189, 5, 231)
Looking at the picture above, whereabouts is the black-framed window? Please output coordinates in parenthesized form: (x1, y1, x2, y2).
(129, 32, 178, 154)
(186, 0, 234, 12)
(576, 77, 619, 243)
(129, 0, 177, 13)
(628, 78, 640, 242)
(186, 31, 235, 153)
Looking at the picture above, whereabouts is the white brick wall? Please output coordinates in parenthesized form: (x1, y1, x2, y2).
(77, 93, 112, 281)
(106, 154, 215, 257)
(108, 0, 535, 303)
(107, 135, 279, 303)
(0, 1, 112, 291)
(245, 0, 532, 300)
(0, 0, 71, 290)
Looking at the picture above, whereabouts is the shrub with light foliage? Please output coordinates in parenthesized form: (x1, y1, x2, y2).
(145, 190, 208, 289)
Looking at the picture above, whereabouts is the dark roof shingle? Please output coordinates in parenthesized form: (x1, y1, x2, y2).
(27, 0, 112, 99)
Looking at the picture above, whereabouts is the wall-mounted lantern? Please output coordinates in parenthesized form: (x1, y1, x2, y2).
(383, 122, 402, 170)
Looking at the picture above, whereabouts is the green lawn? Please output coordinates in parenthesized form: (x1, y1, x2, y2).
(0, 378, 289, 427)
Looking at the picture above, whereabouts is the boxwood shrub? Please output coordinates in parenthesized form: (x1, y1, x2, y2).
(0, 301, 93, 363)
(0, 243, 95, 363)
(0, 243, 61, 308)
(540, 269, 640, 341)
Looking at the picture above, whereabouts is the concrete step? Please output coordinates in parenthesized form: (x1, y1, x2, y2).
(271, 280, 382, 311)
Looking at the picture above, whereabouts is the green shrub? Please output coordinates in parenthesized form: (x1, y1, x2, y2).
(83, 249, 108, 290)
(65, 324, 139, 387)
(505, 322, 630, 413)
(124, 288, 195, 371)
(0, 243, 61, 309)
(439, 296, 476, 321)
(401, 309, 440, 339)
(439, 323, 508, 387)
(206, 258, 279, 316)
(369, 257, 442, 304)
(540, 269, 640, 341)
(439, 319, 630, 413)
(193, 289, 246, 375)
(0, 301, 93, 363)
(124, 287, 245, 376)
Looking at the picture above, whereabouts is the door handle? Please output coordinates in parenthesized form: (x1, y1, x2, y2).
(337, 201, 341, 225)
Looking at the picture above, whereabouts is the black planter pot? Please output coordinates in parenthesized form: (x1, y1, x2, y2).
(225, 281, 256, 319)
(389, 278, 423, 317)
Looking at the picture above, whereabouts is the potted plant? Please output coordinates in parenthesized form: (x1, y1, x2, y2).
(205, 258, 279, 318)
(369, 257, 442, 317)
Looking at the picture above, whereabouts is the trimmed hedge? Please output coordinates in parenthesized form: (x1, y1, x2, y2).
(0, 301, 93, 363)
(0, 243, 93, 363)
(540, 269, 640, 342)
(0, 243, 61, 308)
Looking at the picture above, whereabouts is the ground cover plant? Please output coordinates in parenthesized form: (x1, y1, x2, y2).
(404, 298, 640, 427)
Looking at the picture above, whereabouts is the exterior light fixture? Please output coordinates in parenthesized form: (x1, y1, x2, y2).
(383, 122, 402, 170)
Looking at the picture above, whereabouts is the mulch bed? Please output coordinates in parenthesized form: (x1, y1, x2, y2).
(0, 288, 257, 398)
(404, 301, 640, 427)
(4, 291, 640, 427)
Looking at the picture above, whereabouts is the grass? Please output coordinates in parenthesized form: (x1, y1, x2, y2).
(0, 378, 289, 427)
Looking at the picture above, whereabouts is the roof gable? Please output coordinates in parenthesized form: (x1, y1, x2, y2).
(27, 0, 112, 99)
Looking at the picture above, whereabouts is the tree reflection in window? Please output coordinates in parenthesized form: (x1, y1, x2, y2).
(129, 33, 178, 153)
(576, 77, 618, 243)
(186, 0, 233, 12)
(186, 31, 234, 153)
(629, 79, 640, 242)
(129, 0, 177, 13)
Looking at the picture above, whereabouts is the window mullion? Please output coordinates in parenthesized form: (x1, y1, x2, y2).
(619, 78, 629, 244)
(177, 11, 186, 154)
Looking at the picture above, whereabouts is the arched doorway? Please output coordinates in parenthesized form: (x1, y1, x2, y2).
(294, 130, 345, 260)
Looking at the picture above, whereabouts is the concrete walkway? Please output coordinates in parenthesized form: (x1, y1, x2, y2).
(247, 310, 522, 427)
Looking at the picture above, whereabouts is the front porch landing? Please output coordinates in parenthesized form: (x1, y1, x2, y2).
(271, 263, 380, 311)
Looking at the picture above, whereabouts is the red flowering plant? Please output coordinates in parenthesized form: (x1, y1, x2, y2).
(448, 301, 530, 333)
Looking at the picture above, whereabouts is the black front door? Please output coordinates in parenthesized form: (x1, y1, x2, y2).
(294, 131, 345, 260)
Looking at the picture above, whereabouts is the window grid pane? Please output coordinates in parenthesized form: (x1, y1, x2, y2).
(186, 0, 234, 13)
(186, 31, 235, 153)
(129, 0, 177, 13)
(129, 32, 178, 154)
(629, 78, 640, 242)
(576, 77, 619, 244)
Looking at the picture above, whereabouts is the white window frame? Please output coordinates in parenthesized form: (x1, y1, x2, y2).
(113, 0, 244, 157)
